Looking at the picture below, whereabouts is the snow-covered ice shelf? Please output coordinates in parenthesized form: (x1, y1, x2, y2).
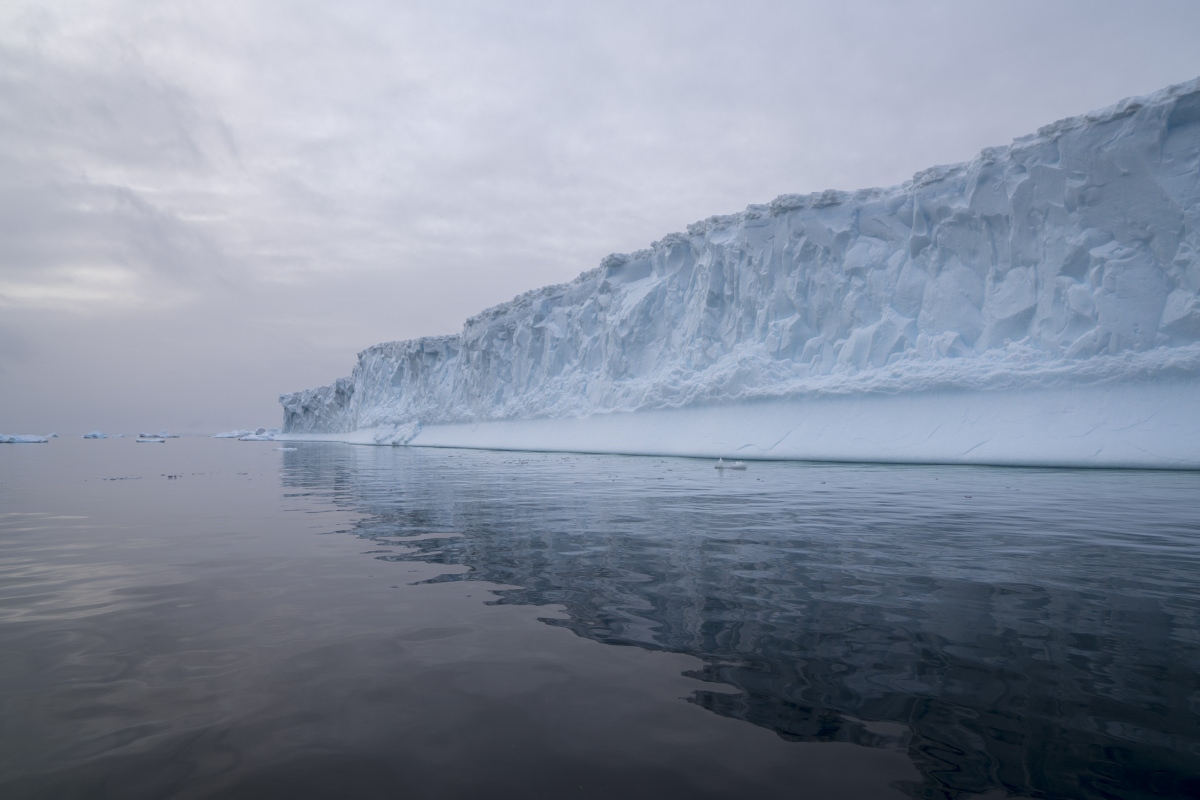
(280, 78, 1200, 468)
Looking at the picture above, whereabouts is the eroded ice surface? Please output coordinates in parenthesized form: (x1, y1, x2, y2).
(280, 78, 1200, 467)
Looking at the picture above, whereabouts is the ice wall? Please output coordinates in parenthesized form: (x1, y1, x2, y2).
(281, 78, 1200, 466)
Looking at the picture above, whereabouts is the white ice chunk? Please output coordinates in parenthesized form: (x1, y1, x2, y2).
(239, 428, 281, 441)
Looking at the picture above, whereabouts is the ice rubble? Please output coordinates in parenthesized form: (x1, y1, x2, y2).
(212, 428, 281, 440)
(280, 78, 1200, 468)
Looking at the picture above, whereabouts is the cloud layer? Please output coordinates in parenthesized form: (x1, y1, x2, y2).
(3, 0, 1200, 433)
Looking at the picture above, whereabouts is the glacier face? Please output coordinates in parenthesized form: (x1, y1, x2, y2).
(281, 78, 1200, 467)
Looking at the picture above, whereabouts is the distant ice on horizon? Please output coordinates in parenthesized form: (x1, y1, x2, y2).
(279, 78, 1200, 468)
(213, 428, 282, 441)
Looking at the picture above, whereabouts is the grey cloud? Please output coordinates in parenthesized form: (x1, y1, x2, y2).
(0, 42, 227, 175)
(0, 156, 230, 305)
(2, 0, 1200, 433)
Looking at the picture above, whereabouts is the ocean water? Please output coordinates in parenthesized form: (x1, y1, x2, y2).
(1, 437, 1198, 799)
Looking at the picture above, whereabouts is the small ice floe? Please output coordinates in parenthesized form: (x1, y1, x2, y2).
(212, 429, 254, 439)
(275, 446, 298, 452)
(82, 431, 108, 439)
(0, 434, 49, 444)
(139, 430, 180, 439)
(714, 458, 747, 471)
(136, 438, 166, 444)
(239, 427, 281, 441)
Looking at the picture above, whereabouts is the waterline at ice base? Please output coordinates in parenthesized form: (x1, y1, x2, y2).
(280, 78, 1200, 469)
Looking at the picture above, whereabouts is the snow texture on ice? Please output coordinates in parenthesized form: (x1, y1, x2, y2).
(280, 78, 1200, 467)
(239, 427, 281, 441)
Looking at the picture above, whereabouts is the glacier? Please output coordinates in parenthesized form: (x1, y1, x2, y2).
(280, 78, 1200, 468)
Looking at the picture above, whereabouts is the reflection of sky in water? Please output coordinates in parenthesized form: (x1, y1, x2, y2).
(280, 444, 1200, 800)
(0, 513, 156, 624)
(2, 439, 1199, 799)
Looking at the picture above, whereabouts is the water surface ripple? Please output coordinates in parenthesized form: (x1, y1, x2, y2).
(1, 438, 1198, 799)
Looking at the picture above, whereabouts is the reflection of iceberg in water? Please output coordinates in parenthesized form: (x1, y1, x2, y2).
(281, 444, 1200, 800)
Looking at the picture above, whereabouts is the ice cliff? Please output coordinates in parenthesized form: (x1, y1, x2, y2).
(280, 78, 1200, 467)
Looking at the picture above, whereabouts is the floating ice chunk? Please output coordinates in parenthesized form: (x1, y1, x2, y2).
(82, 431, 108, 439)
(212, 430, 255, 438)
(0, 434, 49, 443)
(136, 438, 166, 444)
(239, 428, 281, 441)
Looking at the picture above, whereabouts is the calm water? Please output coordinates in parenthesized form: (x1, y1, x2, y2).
(1, 437, 1198, 799)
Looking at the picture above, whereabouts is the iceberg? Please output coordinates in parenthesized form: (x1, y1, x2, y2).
(0, 434, 49, 444)
(280, 78, 1200, 468)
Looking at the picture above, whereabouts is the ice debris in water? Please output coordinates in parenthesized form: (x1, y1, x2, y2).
(279, 77, 1200, 468)
(0, 434, 49, 444)
(212, 428, 281, 440)
(239, 428, 281, 441)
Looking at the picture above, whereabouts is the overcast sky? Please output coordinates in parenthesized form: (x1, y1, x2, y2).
(2, 0, 1200, 434)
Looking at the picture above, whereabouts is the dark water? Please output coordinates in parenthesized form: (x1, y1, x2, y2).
(1, 438, 1198, 799)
